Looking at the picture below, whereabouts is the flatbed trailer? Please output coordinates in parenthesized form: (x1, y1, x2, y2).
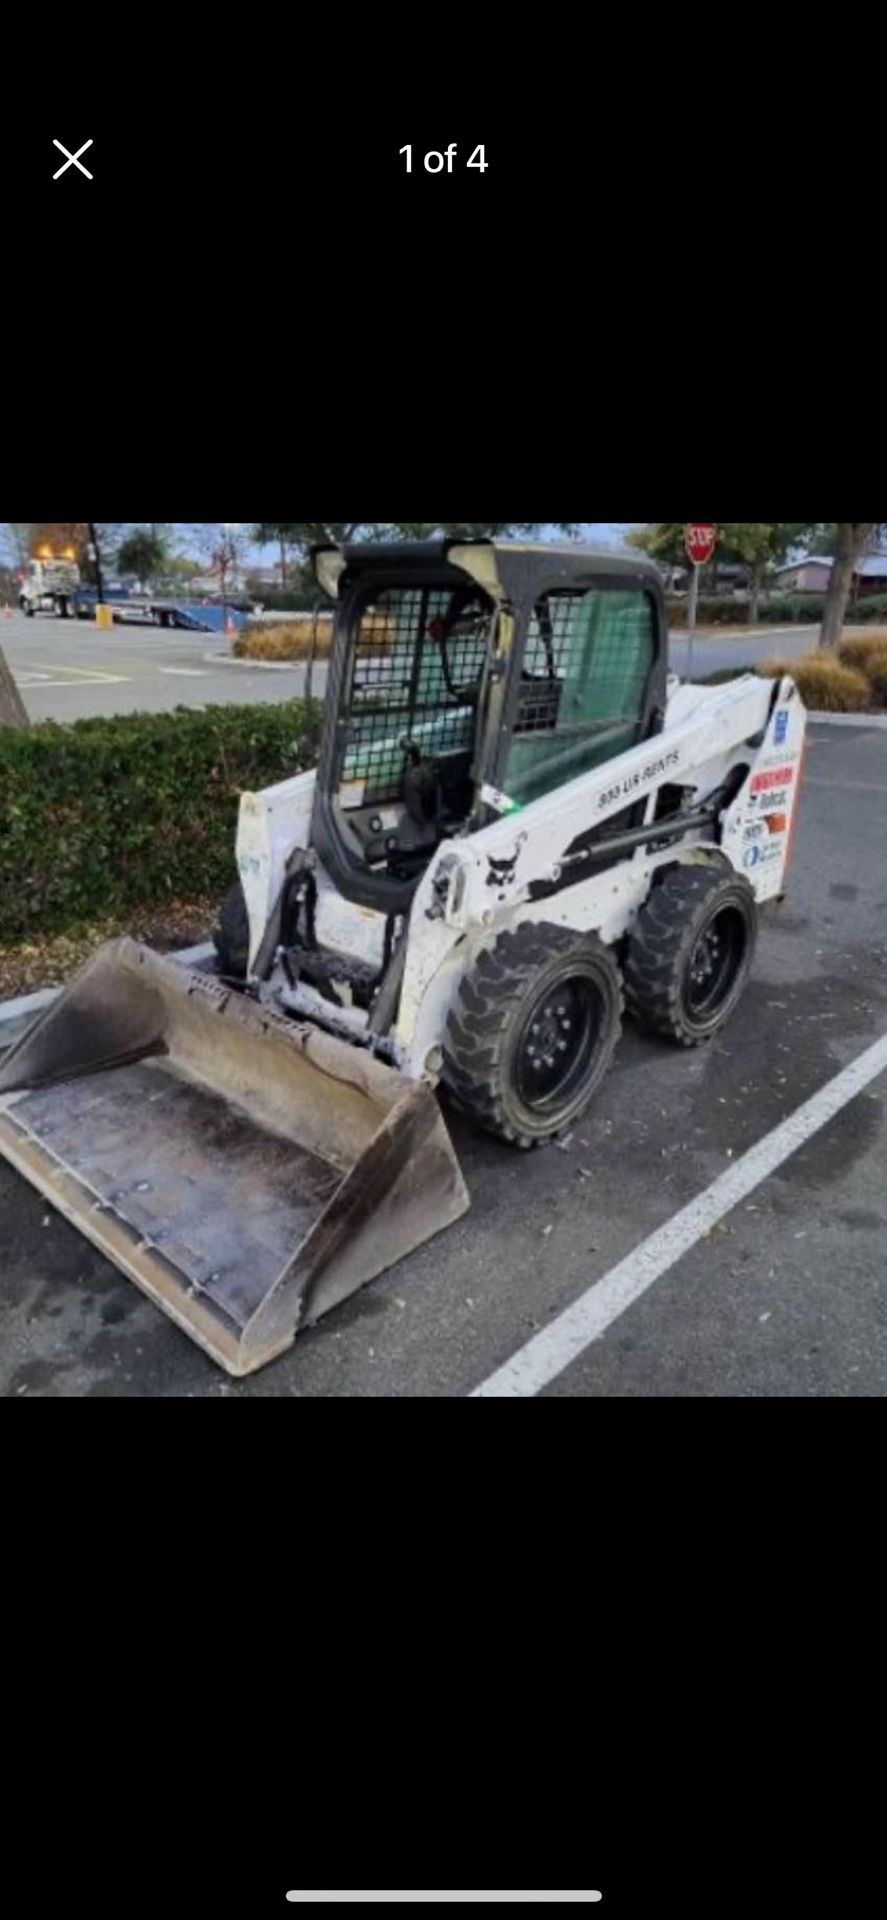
(68, 586, 155, 624)
(148, 601, 251, 634)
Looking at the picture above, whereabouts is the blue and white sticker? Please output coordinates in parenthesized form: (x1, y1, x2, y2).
(774, 709, 790, 746)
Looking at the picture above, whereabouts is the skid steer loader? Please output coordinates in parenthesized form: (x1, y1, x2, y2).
(0, 540, 807, 1375)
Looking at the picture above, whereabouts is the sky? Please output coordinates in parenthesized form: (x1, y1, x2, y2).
(231, 523, 639, 565)
(1, 522, 640, 571)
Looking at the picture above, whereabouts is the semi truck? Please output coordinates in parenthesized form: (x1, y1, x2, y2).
(18, 557, 81, 618)
(17, 558, 252, 631)
(19, 559, 153, 623)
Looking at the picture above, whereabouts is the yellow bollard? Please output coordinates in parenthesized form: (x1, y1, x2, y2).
(96, 604, 113, 632)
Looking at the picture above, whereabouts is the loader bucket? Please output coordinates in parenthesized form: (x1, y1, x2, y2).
(0, 939, 469, 1375)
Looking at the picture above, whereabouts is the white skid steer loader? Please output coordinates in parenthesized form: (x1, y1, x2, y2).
(0, 540, 807, 1374)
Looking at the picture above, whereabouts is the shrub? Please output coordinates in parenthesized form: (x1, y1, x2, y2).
(667, 596, 750, 628)
(866, 655, 887, 708)
(243, 578, 322, 613)
(837, 632, 887, 677)
(234, 611, 395, 662)
(845, 594, 887, 624)
(751, 594, 828, 626)
(234, 617, 335, 662)
(667, 593, 827, 629)
(0, 701, 321, 945)
(758, 656, 870, 713)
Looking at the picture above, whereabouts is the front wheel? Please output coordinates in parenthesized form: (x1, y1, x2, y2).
(442, 921, 624, 1148)
(625, 863, 758, 1047)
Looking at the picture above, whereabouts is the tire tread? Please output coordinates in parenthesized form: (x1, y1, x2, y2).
(442, 921, 623, 1148)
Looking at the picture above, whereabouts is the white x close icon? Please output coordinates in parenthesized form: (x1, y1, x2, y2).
(53, 139, 93, 180)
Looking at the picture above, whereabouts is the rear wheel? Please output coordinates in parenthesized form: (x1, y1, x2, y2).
(442, 921, 624, 1148)
(625, 863, 758, 1047)
(213, 881, 251, 980)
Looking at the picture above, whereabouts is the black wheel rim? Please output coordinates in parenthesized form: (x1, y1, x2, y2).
(515, 974, 604, 1111)
(684, 905, 748, 1020)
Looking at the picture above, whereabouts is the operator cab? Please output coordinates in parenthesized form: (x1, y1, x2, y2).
(310, 539, 668, 916)
(335, 580, 490, 877)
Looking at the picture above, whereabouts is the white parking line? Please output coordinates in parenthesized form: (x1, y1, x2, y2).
(472, 1030, 887, 1398)
(16, 673, 131, 689)
(807, 778, 887, 794)
(159, 667, 208, 678)
(16, 664, 130, 687)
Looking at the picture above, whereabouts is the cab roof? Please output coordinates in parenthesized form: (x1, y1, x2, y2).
(311, 537, 662, 603)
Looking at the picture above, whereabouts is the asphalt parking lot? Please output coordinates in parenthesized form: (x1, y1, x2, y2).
(1, 720, 885, 1398)
(1, 608, 815, 723)
(0, 609, 321, 720)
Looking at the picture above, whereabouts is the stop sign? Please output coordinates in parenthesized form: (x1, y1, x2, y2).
(685, 524, 718, 567)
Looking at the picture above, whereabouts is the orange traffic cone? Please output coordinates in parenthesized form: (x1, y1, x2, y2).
(225, 616, 237, 638)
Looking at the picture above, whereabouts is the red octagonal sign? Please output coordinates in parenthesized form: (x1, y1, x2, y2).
(685, 523, 718, 567)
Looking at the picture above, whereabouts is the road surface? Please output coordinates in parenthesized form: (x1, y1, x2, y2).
(0, 609, 321, 721)
(0, 609, 818, 723)
(668, 625, 819, 678)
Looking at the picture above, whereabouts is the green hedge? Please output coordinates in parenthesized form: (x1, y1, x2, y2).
(668, 591, 887, 629)
(846, 594, 887, 624)
(245, 579, 323, 613)
(666, 596, 749, 627)
(0, 700, 321, 945)
(760, 594, 831, 625)
(667, 593, 829, 628)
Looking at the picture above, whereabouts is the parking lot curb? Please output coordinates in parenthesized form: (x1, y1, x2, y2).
(807, 711, 887, 730)
(203, 653, 305, 673)
(0, 941, 215, 1027)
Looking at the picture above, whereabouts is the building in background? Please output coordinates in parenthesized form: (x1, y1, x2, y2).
(774, 555, 887, 597)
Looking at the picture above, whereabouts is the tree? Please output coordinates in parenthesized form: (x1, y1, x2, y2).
(4, 525, 33, 569)
(252, 522, 578, 585)
(627, 524, 688, 567)
(629, 524, 814, 618)
(253, 523, 299, 585)
(161, 553, 202, 587)
(252, 523, 374, 573)
(14, 524, 125, 586)
(192, 525, 246, 607)
(805, 524, 837, 556)
(819, 524, 885, 651)
(0, 646, 28, 728)
(117, 526, 169, 583)
(28, 523, 85, 564)
(718, 524, 812, 622)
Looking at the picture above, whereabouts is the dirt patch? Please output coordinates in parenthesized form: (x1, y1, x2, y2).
(0, 895, 216, 999)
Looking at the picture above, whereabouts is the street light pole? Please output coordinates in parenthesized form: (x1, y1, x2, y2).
(687, 562, 700, 681)
(87, 522, 105, 604)
(222, 523, 240, 638)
